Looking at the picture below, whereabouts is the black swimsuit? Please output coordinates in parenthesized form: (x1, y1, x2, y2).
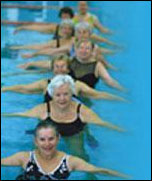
(45, 102, 86, 137)
(16, 152, 70, 180)
(70, 57, 98, 88)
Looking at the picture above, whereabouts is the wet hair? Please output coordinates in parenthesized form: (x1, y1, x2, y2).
(75, 22, 92, 36)
(51, 54, 72, 71)
(59, 7, 74, 19)
(76, 39, 95, 50)
(34, 121, 59, 137)
(60, 19, 74, 29)
(60, 19, 75, 37)
(47, 75, 76, 97)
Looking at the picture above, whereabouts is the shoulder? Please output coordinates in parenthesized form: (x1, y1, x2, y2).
(15, 152, 30, 166)
(79, 104, 92, 120)
(89, 13, 98, 20)
(68, 155, 85, 171)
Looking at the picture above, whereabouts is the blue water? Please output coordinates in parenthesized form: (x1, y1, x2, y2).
(1, 1, 151, 180)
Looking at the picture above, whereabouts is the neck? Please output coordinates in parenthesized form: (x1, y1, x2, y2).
(52, 101, 72, 113)
(80, 12, 87, 16)
(61, 35, 72, 40)
(77, 57, 90, 63)
(37, 149, 58, 161)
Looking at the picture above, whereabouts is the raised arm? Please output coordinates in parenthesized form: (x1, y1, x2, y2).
(69, 156, 128, 178)
(1, 79, 47, 94)
(80, 105, 125, 132)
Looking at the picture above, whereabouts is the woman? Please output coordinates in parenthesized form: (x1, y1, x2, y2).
(13, 7, 74, 35)
(73, 1, 111, 34)
(19, 22, 116, 59)
(71, 40, 125, 89)
(1, 121, 127, 180)
(11, 19, 75, 52)
(1, 55, 126, 103)
(2, 74, 124, 135)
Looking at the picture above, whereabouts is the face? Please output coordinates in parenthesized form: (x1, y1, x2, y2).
(76, 29, 90, 41)
(53, 60, 69, 75)
(35, 128, 59, 156)
(60, 24, 73, 38)
(76, 42, 93, 61)
(79, 1, 88, 15)
(53, 83, 72, 109)
(61, 13, 71, 20)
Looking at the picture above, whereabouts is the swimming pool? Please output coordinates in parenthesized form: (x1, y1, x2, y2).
(1, 1, 151, 180)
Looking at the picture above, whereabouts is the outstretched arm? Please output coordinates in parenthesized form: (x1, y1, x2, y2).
(14, 24, 57, 34)
(80, 105, 125, 132)
(94, 18, 112, 34)
(10, 41, 51, 50)
(76, 81, 127, 102)
(2, 104, 44, 120)
(18, 60, 51, 70)
(91, 34, 117, 46)
(95, 62, 126, 91)
(69, 156, 128, 178)
(22, 44, 70, 59)
(1, 152, 28, 167)
(1, 79, 47, 94)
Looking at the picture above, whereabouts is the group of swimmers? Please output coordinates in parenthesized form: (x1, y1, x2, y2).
(1, 2, 128, 180)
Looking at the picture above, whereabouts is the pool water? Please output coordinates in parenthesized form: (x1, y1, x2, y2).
(1, 1, 151, 180)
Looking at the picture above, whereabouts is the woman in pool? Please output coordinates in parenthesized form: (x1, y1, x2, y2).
(11, 21, 116, 58)
(13, 7, 75, 35)
(11, 19, 75, 51)
(2, 74, 124, 134)
(1, 121, 127, 180)
(16, 40, 124, 90)
(73, 1, 111, 34)
(1, 55, 126, 102)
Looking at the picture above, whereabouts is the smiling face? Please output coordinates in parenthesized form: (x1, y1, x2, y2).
(61, 13, 71, 20)
(53, 83, 72, 109)
(78, 1, 88, 15)
(76, 29, 90, 41)
(76, 41, 93, 61)
(60, 24, 73, 38)
(53, 60, 69, 75)
(35, 128, 59, 156)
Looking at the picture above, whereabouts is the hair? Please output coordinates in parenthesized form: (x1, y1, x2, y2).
(47, 75, 76, 97)
(51, 54, 72, 71)
(75, 22, 92, 36)
(79, 1, 89, 5)
(60, 19, 74, 29)
(59, 7, 74, 19)
(60, 19, 75, 36)
(75, 39, 95, 50)
(34, 121, 60, 138)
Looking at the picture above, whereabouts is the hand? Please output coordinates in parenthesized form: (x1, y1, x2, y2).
(13, 27, 22, 35)
(18, 63, 31, 69)
(21, 54, 33, 59)
(9, 46, 21, 50)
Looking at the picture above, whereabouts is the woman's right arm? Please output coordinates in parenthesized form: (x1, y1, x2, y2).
(1, 152, 28, 167)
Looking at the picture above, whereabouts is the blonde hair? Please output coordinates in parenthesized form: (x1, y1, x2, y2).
(51, 55, 71, 70)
